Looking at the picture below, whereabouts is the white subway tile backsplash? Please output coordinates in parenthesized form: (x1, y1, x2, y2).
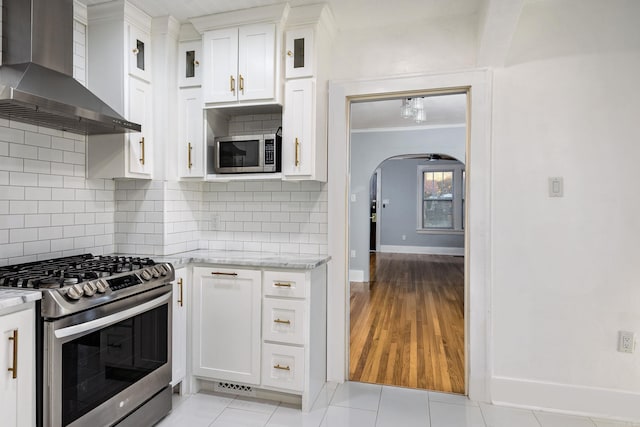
(51, 137, 75, 152)
(39, 201, 63, 214)
(10, 228, 38, 243)
(0, 186, 24, 200)
(0, 142, 8, 156)
(38, 227, 63, 240)
(25, 132, 52, 148)
(0, 157, 23, 172)
(10, 172, 39, 186)
(24, 240, 51, 256)
(24, 159, 52, 174)
(25, 215, 51, 228)
(0, 172, 7, 186)
(51, 162, 75, 176)
(10, 143, 38, 159)
(38, 174, 64, 187)
(0, 127, 25, 144)
(10, 200, 38, 214)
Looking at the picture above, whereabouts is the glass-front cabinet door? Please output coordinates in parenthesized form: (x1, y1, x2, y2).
(285, 27, 314, 79)
(179, 40, 202, 87)
(128, 23, 151, 82)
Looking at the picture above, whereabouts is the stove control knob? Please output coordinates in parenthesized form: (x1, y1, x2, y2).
(66, 284, 84, 300)
(151, 267, 160, 278)
(141, 270, 152, 281)
(157, 265, 168, 276)
(95, 279, 108, 293)
(83, 282, 97, 297)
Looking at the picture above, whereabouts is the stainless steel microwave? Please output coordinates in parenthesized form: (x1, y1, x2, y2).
(213, 134, 281, 174)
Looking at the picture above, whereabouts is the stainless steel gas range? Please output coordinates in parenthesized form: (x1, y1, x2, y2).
(0, 254, 174, 427)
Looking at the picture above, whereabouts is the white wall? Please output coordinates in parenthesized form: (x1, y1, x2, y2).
(488, 0, 640, 419)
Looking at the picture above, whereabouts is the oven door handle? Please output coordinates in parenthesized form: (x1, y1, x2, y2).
(54, 292, 171, 339)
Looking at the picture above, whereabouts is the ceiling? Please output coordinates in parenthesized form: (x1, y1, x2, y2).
(350, 93, 467, 130)
(78, 0, 484, 30)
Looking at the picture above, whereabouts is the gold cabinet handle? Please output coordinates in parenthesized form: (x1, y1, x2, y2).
(8, 330, 18, 379)
(295, 137, 300, 166)
(274, 282, 292, 288)
(188, 143, 193, 170)
(140, 137, 145, 165)
(274, 364, 290, 371)
(230, 75, 235, 94)
(132, 48, 139, 55)
(274, 318, 291, 325)
(212, 271, 238, 276)
(239, 74, 244, 94)
(177, 278, 184, 307)
(287, 50, 293, 57)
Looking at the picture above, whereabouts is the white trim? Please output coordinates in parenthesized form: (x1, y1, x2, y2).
(375, 168, 382, 253)
(327, 69, 492, 403)
(351, 122, 466, 133)
(380, 245, 464, 256)
(491, 376, 640, 422)
(348, 269, 364, 282)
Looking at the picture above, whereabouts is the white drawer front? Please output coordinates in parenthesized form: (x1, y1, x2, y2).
(262, 343, 305, 392)
(263, 299, 305, 345)
(263, 270, 307, 298)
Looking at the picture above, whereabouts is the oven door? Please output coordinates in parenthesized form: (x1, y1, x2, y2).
(215, 136, 265, 173)
(44, 287, 172, 427)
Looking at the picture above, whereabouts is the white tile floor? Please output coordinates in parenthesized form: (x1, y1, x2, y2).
(157, 382, 639, 427)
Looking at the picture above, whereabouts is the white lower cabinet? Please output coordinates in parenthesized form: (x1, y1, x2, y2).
(191, 267, 262, 385)
(172, 267, 187, 389)
(0, 303, 35, 427)
(261, 343, 305, 392)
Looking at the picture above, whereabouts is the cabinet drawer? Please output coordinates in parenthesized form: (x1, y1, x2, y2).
(263, 299, 305, 345)
(261, 343, 304, 392)
(263, 271, 307, 298)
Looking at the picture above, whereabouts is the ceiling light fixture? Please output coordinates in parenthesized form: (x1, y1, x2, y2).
(400, 97, 426, 123)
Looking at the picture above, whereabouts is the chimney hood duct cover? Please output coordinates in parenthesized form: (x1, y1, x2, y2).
(0, 0, 141, 135)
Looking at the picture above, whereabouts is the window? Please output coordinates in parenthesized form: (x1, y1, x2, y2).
(418, 163, 465, 232)
(423, 171, 454, 228)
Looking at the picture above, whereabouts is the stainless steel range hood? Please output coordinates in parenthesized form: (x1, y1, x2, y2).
(0, 0, 141, 135)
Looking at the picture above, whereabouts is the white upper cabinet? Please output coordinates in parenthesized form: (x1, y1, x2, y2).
(285, 27, 314, 79)
(202, 23, 275, 105)
(178, 88, 204, 178)
(178, 40, 203, 87)
(127, 78, 152, 175)
(282, 78, 315, 179)
(190, 3, 288, 108)
(86, 0, 153, 179)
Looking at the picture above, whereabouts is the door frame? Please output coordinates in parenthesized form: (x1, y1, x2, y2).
(327, 70, 492, 402)
(375, 167, 382, 253)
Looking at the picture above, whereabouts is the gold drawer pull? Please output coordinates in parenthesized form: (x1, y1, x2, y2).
(295, 137, 300, 166)
(239, 74, 244, 94)
(139, 137, 145, 165)
(230, 75, 235, 94)
(212, 272, 238, 276)
(8, 330, 18, 379)
(274, 318, 291, 325)
(287, 50, 293, 57)
(274, 282, 292, 288)
(274, 364, 290, 371)
(177, 278, 184, 307)
(188, 142, 193, 169)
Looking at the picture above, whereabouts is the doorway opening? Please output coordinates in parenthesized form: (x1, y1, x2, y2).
(347, 92, 467, 394)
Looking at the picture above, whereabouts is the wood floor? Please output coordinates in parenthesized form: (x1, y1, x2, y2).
(349, 252, 465, 394)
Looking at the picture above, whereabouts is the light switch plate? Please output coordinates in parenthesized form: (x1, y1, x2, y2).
(619, 331, 635, 353)
(549, 177, 563, 197)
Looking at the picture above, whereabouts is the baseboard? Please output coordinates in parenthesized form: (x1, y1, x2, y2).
(349, 269, 364, 282)
(380, 245, 464, 256)
(491, 376, 640, 422)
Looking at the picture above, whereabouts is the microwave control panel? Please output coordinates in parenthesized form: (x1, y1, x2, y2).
(265, 138, 275, 165)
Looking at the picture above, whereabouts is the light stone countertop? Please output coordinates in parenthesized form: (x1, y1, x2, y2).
(116, 250, 330, 270)
(0, 289, 42, 311)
